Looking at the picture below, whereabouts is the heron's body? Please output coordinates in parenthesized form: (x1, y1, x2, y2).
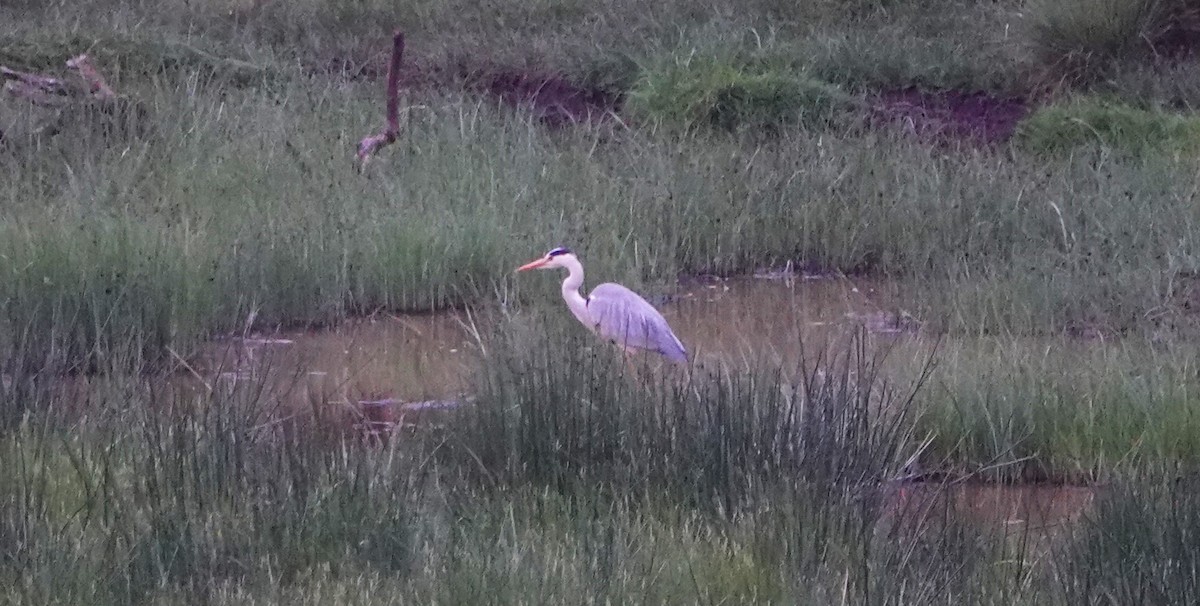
(519, 248, 688, 364)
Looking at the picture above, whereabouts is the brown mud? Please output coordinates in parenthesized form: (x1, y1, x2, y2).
(872, 87, 1029, 146)
(325, 53, 622, 127)
(475, 67, 621, 127)
(335, 45, 1029, 141)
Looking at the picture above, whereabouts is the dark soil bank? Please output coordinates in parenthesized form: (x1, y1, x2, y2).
(872, 88, 1029, 145)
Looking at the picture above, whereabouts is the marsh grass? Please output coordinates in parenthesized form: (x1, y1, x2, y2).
(0, 367, 424, 604)
(911, 338, 1200, 483)
(1102, 59, 1200, 109)
(1, 87, 533, 368)
(445, 316, 928, 505)
(1026, 0, 1164, 58)
(2, 320, 1197, 604)
(7, 77, 1200, 372)
(1051, 474, 1200, 604)
(0, 219, 218, 374)
(5, 0, 1200, 602)
(5, 0, 1200, 372)
(422, 482, 1032, 605)
(0, 28, 280, 88)
(802, 3, 1023, 93)
(422, 320, 1052, 604)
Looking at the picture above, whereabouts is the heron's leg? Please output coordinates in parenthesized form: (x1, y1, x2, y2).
(622, 349, 638, 376)
(618, 346, 651, 383)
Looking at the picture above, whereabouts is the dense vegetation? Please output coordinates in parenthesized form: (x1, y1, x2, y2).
(4, 0, 1200, 603)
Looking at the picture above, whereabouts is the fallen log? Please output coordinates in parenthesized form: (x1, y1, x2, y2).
(1, 64, 71, 101)
(2, 53, 116, 103)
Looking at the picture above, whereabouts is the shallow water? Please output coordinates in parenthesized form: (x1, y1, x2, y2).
(671, 275, 914, 364)
(186, 276, 1096, 532)
(194, 275, 915, 410)
(195, 310, 476, 421)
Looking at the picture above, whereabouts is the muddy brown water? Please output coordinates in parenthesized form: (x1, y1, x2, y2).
(186, 275, 922, 440)
(197, 275, 912, 408)
(191, 275, 1094, 530)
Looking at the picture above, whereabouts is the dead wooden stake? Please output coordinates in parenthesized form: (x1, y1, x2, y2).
(356, 30, 405, 170)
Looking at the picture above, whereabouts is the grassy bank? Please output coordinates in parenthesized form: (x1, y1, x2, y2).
(4, 0, 1200, 362)
(6, 77, 1200, 371)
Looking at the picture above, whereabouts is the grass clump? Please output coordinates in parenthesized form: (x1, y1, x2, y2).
(1053, 475, 1200, 603)
(445, 318, 925, 506)
(1024, 0, 1197, 84)
(1015, 97, 1200, 155)
(627, 54, 855, 132)
(912, 339, 1200, 483)
(1101, 60, 1200, 109)
(804, 25, 1019, 93)
(0, 377, 421, 604)
(0, 219, 219, 374)
(1027, 0, 1163, 60)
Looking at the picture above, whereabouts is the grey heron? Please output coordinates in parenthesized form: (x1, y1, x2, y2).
(517, 247, 688, 364)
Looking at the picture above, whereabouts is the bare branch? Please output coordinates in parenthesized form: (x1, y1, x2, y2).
(1, 65, 70, 96)
(356, 30, 405, 170)
(3, 80, 70, 107)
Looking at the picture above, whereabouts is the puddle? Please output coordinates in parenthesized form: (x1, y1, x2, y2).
(192, 311, 476, 425)
(180, 277, 921, 437)
(671, 276, 914, 364)
(192, 277, 912, 402)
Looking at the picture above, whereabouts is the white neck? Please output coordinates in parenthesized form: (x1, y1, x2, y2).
(559, 256, 592, 329)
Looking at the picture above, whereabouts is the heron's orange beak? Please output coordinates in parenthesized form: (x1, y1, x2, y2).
(516, 257, 550, 272)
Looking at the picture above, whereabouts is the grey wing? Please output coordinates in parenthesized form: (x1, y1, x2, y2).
(587, 283, 688, 363)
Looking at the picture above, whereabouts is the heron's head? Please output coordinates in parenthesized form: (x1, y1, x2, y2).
(516, 247, 575, 271)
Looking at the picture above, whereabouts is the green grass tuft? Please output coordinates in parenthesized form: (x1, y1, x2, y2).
(1015, 97, 1200, 155)
(627, 53, 856, 132)
(912, 339, 1200, 483)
